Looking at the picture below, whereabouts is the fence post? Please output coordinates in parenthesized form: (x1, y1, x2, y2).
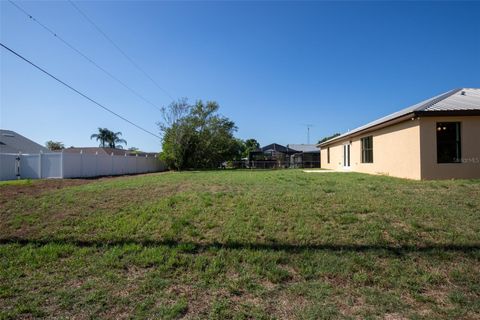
(60, 150, 64, 178)
(79, 149, 83, 177)
(135, 154, 138, 174)
(111, 152, 114, 176)
(38, 151, 42, 179)
(95, 151, 98, 177)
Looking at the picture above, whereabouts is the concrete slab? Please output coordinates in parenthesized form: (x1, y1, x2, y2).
(303, 170, 349, 173)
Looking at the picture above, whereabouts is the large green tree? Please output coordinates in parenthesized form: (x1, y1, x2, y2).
(243, 138, 260, 158)
(159, 99, 239, 170)
(232, 138, 261, 159)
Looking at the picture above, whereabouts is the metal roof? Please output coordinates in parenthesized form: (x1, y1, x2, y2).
(319, 88, 480, 146)
(0, 129, 48, 154)
(424, 88, 480, 111)
(287, 144, 319, 153)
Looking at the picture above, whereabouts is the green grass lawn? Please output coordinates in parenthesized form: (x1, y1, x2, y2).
(1, 170, 479, 319)
(0, 179, 33, 187)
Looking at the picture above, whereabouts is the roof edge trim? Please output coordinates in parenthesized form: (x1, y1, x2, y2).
(318, 113, 415, 147)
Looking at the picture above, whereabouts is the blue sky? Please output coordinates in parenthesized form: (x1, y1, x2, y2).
(1, 1, 479, 152)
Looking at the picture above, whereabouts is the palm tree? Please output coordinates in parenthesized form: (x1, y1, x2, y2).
(90, 128, 127, 149)
(108, 131, 127, 149)
(90, 128, 110, 148)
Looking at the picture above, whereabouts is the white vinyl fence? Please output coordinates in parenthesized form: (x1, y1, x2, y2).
(0, 152, 166, 181)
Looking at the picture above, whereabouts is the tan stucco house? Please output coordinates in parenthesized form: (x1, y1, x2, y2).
(318, 88, 480, 180)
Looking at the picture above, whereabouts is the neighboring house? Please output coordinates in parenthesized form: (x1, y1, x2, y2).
(287, 144, 320, 168)
(0, 129, 48, 154)
(248, 143, 296, 168)
(318, 88, 480, 180)
(250, 143, 298, 160)
(248, 143, 320, 168)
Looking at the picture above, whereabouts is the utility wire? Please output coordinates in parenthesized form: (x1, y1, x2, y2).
(68, 0, 175, 101)
(8, 0, 162, 112)
(1, 42, 161, 140)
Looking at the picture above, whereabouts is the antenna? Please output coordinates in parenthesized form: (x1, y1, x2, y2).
(301, 124, 315, 144)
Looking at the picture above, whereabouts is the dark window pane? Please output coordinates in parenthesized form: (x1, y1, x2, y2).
(437, 122, 461, 163)
(361, 136, 373, 163)
(347, 144, 350, 166)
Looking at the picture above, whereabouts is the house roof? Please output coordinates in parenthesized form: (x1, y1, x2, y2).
(422, 88, 480, 112)
(0, 129, 49, 154)
(286, 144, 319, 153)
(254, 143, 320, 154)
(260, 143, 298, 153)
(319, 88, 480, 147)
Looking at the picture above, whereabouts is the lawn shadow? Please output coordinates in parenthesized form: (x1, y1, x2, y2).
(1, 237, 479, 255)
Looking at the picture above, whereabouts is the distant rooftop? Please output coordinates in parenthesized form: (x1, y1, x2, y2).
(260, 143, 295, 154)
(319, 88, 480, 146)
(255, 143, 319, 154)
(287, 144, 319, 153)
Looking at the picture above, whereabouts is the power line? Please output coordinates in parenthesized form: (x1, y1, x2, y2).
(1, 42, 161, 140)
(8, 0, 162, 112)
(68, 0, 175, 101)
